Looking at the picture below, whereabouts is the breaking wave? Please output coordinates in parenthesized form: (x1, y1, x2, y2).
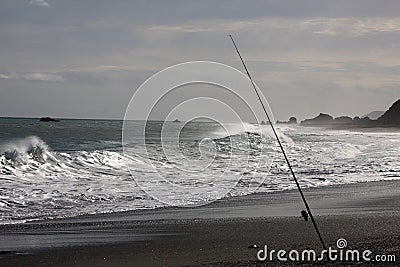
(0, 136, 52, 164)
(0, 126, 399, 224)
(212, 122, 294, 144)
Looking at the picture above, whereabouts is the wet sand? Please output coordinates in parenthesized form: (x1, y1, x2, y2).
(1, 180, 400, 266)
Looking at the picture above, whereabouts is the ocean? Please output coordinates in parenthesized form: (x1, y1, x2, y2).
(0, 117, 399, 224)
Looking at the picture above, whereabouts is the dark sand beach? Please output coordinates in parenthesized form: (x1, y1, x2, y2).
(1, 180, 400, 266)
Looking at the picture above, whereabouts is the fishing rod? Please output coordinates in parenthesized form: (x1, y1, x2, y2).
(229, 34, 327, 250)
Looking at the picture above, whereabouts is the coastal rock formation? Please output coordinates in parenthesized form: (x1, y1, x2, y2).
(277, 117, 298, 124)
(289, 117, 297, 124)
(333, 116, 352, 124)
(300, 113, 333, 126)
(377, 99, 400, 125)
(300, 99, 400, 128)
(353, 116, 372, 125)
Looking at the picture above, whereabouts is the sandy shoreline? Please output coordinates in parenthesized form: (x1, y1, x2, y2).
(1, 180, 400, 266)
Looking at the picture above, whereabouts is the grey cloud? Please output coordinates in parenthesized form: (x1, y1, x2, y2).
(148, 17, 400, 37)
(0, 72, 64, 82)
(29, 0, 49, 7)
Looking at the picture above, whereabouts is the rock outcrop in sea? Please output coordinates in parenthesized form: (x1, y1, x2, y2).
(277, 117, 298, 124)
(39, 117, 60, 122)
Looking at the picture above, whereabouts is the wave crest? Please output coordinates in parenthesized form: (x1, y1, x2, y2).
(0, 136, 50, 164)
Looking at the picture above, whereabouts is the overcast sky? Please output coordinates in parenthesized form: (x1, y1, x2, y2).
(1, 0, 400, 121)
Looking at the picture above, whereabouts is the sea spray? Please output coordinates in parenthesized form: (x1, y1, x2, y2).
(0, 136, 50, 164)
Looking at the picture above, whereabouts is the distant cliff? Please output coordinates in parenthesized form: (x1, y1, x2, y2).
(377, 99, 400, 126)
(300, 99, 400, 128)
(362, 111, 384, 120)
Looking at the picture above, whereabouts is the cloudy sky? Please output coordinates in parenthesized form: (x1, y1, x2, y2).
(1, 0, 400, 121)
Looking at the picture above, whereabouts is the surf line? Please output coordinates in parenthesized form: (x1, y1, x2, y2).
(229, 35, 327, 250)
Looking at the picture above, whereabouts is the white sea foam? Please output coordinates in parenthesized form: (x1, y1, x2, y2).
(0, 125, 399, 224)
(0, 136, 50, 163)
(211, 122, 294, 145)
